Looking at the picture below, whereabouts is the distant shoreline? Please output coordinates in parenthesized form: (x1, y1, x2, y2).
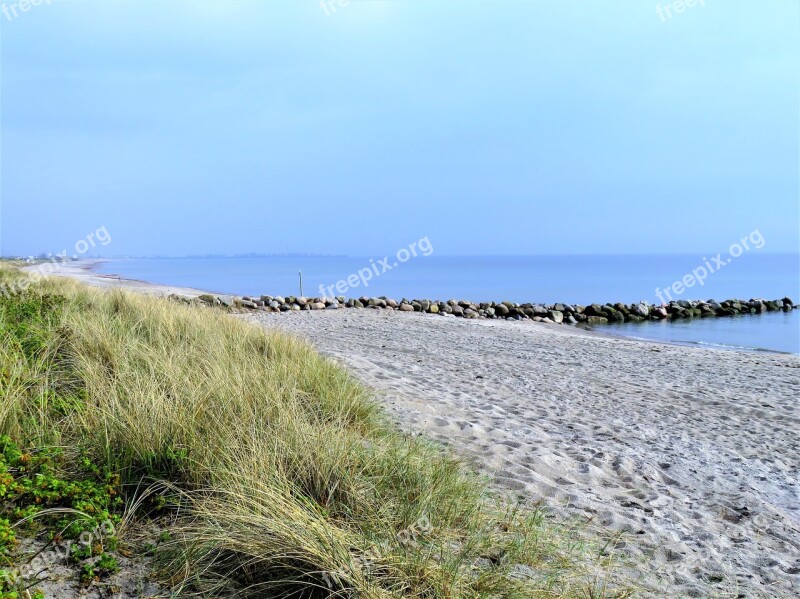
(21, 259, 213, 297)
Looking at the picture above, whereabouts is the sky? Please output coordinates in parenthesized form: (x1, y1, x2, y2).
(1, 0, 798, 257)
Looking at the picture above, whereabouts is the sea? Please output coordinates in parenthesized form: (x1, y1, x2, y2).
(96, 253, 800, 354)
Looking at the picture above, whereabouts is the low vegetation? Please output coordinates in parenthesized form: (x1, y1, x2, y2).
(0, 265, 629, 597)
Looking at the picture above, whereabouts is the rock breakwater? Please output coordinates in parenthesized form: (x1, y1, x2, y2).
(182, 293, 797, 325)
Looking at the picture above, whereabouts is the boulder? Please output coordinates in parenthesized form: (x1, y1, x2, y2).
(311, 302, 326, 310)
(699, 304, 716, 316)
(586, 304, 605, 317)
(398, 303, 414, 312)
(586, 315, 608, 324)
(547, 310, 564, 324)
(533, 304, 548, 316)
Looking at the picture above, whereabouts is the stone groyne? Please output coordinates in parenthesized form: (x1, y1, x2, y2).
(185, 293, 797, 324)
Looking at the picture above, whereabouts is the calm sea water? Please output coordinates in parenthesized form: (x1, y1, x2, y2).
(97, 253, 800, 354)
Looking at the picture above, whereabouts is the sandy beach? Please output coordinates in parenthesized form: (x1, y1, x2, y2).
(20, 260, 209, 298)
(243, 308, 800, 598)
(27, 262, 800, 597)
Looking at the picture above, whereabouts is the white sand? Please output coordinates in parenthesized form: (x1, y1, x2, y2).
(244, 308, 800, 598)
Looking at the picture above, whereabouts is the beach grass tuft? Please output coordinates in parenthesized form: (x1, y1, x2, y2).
(0, 265, 630, 597)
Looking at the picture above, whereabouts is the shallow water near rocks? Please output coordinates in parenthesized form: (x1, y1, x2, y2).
(596, 310, 800, 354)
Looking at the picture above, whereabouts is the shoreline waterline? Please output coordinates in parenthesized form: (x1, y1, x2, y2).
(19, 259, 798, 354)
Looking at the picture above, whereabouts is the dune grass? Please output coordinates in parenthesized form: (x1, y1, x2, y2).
(0, 265, 629, 597)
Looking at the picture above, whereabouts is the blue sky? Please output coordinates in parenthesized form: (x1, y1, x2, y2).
(1, 0, 798, 257)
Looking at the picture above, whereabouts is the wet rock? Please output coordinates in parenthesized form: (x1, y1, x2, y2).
(586, 315, 608, 324)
